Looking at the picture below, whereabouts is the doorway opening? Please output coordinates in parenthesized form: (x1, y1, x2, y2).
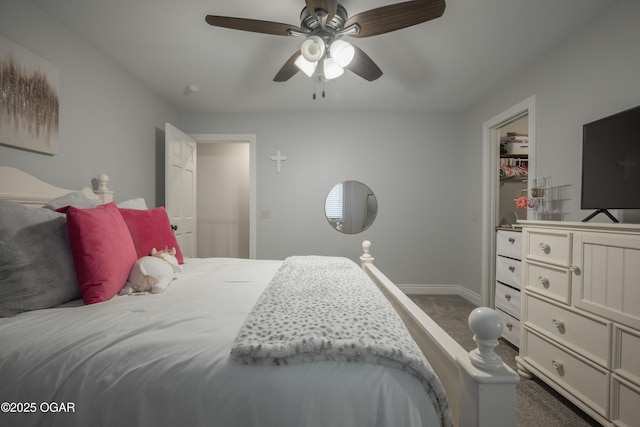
(192, 134, 257, 259)
(480, 96, 536, 307)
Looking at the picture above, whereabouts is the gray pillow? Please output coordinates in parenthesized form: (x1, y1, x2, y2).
(0, 200, 81, 317)
(43, 190, 100, 211)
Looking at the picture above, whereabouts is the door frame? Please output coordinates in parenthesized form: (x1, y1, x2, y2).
(480, 96, 536, 307)
(191, 133, 257, 259)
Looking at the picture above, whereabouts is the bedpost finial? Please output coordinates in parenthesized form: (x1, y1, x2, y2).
(98, 174, 110, 191)
(467, 307, 505, 371)
(94, 174, 114, 203)
(360, 240, 374, 265)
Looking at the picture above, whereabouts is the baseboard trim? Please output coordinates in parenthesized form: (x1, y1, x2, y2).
(398, 284, 481, 307)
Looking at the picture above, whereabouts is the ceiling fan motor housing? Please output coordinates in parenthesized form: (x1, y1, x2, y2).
(300, 4, 349, 34)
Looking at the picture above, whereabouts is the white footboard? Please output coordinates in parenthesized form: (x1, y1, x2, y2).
(360, 241, 519, 427)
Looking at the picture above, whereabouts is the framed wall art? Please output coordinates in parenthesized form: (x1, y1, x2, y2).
(0, 34, 60, 155)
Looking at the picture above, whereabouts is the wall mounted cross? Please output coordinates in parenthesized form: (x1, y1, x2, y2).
(270, 150, 287, 173)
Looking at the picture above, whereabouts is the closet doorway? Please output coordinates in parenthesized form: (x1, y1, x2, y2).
(192, 134, 257, 259)
(498, 115, 529, 227)
(480, 96, 536, 307)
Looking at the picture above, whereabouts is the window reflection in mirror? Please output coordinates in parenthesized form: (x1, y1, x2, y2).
(325, 181, 377, 234)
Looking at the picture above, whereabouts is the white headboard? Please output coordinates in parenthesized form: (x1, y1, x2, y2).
(0, 166, 113, 207)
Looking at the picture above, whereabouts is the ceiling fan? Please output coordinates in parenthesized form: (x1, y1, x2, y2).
(205, 0, 446, 86)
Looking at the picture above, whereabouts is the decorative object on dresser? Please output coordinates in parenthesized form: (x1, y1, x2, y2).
(516, 220, 640, 427)
(494, 228, 522, 347)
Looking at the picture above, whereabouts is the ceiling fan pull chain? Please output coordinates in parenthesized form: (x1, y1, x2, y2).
(313, 76, 317, 99)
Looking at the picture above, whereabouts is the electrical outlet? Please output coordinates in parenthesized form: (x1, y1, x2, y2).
(260, 209, 270, 219)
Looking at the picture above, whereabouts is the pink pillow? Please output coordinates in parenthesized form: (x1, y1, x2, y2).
(66, 202, 138, 305)
(119, 207, 184, 264)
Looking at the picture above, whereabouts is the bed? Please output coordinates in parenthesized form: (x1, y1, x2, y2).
(0, 166, 518, 427)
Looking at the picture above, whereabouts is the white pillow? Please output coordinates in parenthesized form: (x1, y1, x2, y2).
(43, 191, 100, 211)
(116, 198, 148, 210)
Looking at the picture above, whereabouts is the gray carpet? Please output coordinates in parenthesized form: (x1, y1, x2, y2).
(408, 295, 601, 427)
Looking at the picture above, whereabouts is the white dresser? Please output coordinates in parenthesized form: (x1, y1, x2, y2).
(495, 228, 522, 347)
(516, 220, 640, 427)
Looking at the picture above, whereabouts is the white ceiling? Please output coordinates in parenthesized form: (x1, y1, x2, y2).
(30, 0, 615, 113)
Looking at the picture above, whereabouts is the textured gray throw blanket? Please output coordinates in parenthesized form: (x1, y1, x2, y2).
(231, 256, 452, 427)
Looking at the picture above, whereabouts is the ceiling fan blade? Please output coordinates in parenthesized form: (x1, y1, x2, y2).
(274, 51, 302, 82)
(205, 15, 302, 36)
(305, 0, 338, 22)
(345, 46, 383, 81)
(345, 0, 446, 38)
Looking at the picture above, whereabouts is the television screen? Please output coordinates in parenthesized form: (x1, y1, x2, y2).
(581, 105, 640, 213)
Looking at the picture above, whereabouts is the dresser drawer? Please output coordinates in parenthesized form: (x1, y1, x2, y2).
(496, 230, 522, 259)
(525, 229, 572, 267)
(525, 261, 571, 304)
(522, 328, 609, 417)
(496, 256, 521, 289)
(495, 281, 521, 319)
(610, 374, 640, 427)
(524, 294, 610, 367)
(496, 307, 520, 347)
(614, 325, 640, 385)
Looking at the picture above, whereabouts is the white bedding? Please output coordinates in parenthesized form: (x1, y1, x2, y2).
(0, 258, 441, 427)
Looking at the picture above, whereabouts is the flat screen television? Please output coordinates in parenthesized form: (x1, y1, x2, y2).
(581, 105, 640, 222)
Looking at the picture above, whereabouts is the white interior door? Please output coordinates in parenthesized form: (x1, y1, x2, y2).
(165, 123, 197, 258)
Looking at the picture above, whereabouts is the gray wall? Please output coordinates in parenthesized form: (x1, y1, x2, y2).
(457, 0, 640, 295)
(181, 111, 460, 286)
(0, 0, 181, 205)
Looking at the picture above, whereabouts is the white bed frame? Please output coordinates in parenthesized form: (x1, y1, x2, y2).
(0, 165, 518, 427)
(0, 166, 113, 207)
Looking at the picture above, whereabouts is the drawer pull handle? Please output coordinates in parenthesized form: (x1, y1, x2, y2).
(552, 318, 564, 329)
(539, 242, 550, 253)
(508, 237, 515, 244)
(538, 276, 550, 288)
(505, 293, 512, 301)
(505, 322, 513, 331)
(569, 265, 581, 275)
(508, 265, 516, 272)
(552, 359, 563, 370)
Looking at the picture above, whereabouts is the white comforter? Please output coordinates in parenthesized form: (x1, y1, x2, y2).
(0, 258, 441, 427)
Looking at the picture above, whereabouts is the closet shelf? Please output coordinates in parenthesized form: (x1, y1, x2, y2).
(500, 154, 528, 159)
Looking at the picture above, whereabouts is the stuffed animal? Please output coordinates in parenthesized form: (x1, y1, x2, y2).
(120, 247, 183, 295)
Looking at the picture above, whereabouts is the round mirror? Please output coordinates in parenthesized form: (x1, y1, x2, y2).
(324, 181, 378, 234)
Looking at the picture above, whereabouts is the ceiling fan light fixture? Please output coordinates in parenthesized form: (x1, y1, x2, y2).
(323, 57, 344, 80)
(300, 35, 325, 62)
(294, 55, 317, 77)
(329, 40, 355, 67)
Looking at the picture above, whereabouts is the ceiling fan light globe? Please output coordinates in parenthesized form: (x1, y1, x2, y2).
(294, 56, 317, 77)
(323, 57, 344, 80)
(300, 35, 325, 62)
(330, 40, 355, 67)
